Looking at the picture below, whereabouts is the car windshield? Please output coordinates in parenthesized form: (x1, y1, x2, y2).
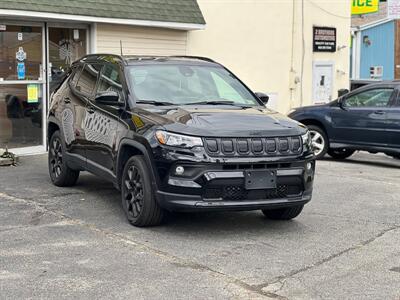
(127, 64, 261, 106)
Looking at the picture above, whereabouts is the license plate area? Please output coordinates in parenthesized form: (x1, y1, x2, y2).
(244, 170, 277, 190)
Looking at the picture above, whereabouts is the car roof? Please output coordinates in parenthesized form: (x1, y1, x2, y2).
(77, 54, 219, 67)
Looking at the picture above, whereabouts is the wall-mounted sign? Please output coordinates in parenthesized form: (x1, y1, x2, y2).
(17, 62, 25, 80)
(0, 25, 6, 31)
(17, 32, 23, 41)
(313, 27, 337, 52)
(27, 84, 39, 103)
(388, 0, 400, 19)
(352, 0, 379, 15)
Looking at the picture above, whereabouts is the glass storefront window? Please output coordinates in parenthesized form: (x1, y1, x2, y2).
(0, 84, 43, 148)
(0, 25, 43, 81)
(49, 28, 87, 93)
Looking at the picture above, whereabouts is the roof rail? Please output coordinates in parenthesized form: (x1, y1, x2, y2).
(169, 56, 216, 63)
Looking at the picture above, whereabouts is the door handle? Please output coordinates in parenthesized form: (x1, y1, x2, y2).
(373, 110, 385, 115)
(86, 106, 95, 114)
(64, 97, 71, 103)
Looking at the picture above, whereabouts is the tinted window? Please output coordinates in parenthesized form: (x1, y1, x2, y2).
(127, 64, 260, 106)
(97, 63, 123, 97)
(345, 88, 393, 108)
(76, 63, 101, 96)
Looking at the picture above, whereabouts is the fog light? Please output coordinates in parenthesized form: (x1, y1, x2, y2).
(306, 162, 312, 171)
(175, 166, 185, 175)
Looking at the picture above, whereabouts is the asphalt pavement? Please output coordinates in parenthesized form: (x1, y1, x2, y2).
(0, 152, 399, 299)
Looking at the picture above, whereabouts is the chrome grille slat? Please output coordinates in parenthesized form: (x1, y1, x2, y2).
(204, 136, 302, 157)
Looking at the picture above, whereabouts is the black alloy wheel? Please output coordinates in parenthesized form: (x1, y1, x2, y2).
(123, 165, 144, 219)
(48, 130, 79, 187)
(121, 156, 164, 227)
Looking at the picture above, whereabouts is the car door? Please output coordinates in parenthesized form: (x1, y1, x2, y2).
(386, 88, 400, 149)
(330, 87, 394, 147)
(84, 62, 125, 178)
(59, 63, 88, 161)
(71, 62, 102, 163)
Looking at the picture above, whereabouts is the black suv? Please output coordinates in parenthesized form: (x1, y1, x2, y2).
(48, 54, 315, 227)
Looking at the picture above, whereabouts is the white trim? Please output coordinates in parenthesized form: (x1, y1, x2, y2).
(89, 23, 97, 54)
(0, 9, 205, 31)
(0, 80, 44, 85)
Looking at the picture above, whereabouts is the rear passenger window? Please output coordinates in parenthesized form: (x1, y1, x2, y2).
(75, 63, 102, 96)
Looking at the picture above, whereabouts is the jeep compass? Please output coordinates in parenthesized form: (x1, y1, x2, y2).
(48, 55, 315, 227)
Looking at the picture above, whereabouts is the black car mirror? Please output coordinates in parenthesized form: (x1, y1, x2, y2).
(95, 91, 124, 106)
(255, 92, 269, 105)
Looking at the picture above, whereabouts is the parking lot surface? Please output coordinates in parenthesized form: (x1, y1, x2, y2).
(0, 153, 399, 299)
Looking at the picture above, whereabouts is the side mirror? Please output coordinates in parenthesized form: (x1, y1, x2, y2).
(338, 88, 349, 97)
(255, 92, 269, 105)
(95, 91, 123, 106)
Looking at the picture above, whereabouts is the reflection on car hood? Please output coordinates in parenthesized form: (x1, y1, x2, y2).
(139, 106, 307, 137)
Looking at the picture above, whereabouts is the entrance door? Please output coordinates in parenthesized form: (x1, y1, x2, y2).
(312, 61, 334, 104)
(0, 23, 45, 152)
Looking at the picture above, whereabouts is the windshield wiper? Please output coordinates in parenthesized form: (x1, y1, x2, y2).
(136, 100, 175, 106)
(184, 100, 254, 108)
(184, 100, 236, 106)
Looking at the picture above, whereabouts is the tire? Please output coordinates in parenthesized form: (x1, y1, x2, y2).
(307, 125, 328, 159)
(121, 155, 164, 227)
(262, 205, 304, 220)
(327, 148, 355, 160)
(48, 130, 79, 187)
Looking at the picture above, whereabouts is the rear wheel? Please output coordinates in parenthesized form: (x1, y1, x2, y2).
(48, 131, 79, 187)
(307, 125, 328, 159)
(328, 148, 355, 160)
(262, 205, 304, 220)
(121, 155, 164, 227)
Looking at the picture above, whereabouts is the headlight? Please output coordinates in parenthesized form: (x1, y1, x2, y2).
(301, 131, 312, 149)
(155, 130, 203, 148)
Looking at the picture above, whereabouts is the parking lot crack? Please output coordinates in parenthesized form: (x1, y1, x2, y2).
(256, 224, 400, 291)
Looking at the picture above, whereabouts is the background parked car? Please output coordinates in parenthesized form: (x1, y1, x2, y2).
(288, 82, 400, 160)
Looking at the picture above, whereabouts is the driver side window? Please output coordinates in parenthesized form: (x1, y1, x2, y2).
(344, 88, 393, 108)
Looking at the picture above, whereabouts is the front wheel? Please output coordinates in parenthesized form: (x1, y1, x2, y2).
(327, 148, 355, 160)
(262, 205, 304, 220)
(121, 155, 164, 227)
(307, 125, 328, 159)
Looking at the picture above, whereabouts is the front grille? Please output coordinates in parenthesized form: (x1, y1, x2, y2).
(203, 184, 302, 201)
(204, 137, 302, 157)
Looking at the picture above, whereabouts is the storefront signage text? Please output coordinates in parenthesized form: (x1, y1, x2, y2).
(313, 27, 336, 52)
(352, 0, 379, 15)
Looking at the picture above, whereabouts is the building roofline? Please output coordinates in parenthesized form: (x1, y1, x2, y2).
(0, 9, 206, 30)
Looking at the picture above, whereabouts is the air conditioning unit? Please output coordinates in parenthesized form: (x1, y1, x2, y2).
(370, 66, 383, 79)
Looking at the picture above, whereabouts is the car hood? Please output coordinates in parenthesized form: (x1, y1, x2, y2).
(139, 106, 307, 137)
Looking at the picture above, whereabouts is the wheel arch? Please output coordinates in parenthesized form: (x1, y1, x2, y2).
(116, 140, 159, 190)
(47, 120, 60, 143)
(299, 119, 329, 138)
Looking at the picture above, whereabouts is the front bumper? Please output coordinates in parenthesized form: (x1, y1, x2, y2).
(153, 155, 315, 212)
